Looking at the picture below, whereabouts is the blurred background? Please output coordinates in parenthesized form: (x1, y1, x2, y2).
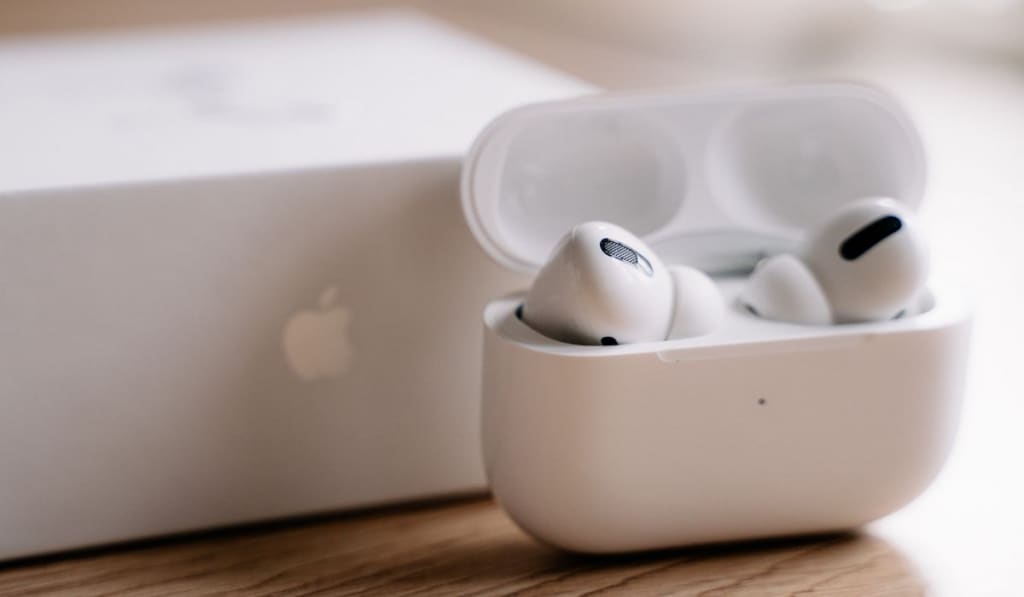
(3, 0, 1024, 86)
(2, 1, 1022, 593)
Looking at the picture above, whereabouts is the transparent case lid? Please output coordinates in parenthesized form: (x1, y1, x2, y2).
(461, 83, 925, 274)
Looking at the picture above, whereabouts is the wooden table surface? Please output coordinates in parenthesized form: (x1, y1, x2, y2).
(0, 497, 929, 596)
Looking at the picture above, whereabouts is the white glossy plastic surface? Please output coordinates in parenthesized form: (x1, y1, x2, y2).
(667, 265, 725, 338)
(742, 254, 833, 325)
(522, 222, 675, 345)
(482, 277, 970, 553)
(462, 84, 925, 274)
(801, 197, 930, 323)
(464, 84, 970, 554)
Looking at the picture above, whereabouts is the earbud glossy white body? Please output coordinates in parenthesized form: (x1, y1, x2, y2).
(803, 197, 929, 322)
(522, 221, 722, 345)
(742, 197, 929, 324)
(667, 265, 726, 338)
(742, 253, 832, 325)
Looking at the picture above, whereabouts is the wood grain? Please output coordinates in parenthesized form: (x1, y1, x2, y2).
(0, 497, 927, 596)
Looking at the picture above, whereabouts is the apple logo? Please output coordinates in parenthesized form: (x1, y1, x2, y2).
(282, 286, 353, 382)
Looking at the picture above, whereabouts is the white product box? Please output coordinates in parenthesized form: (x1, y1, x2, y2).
(0, 11, 590, 560)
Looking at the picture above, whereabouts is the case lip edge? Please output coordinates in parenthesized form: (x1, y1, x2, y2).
(483, 277, 970, 360)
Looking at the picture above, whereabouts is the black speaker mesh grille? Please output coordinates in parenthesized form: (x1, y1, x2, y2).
(600, 237, 653, 276)
(600, 238, 638, 264)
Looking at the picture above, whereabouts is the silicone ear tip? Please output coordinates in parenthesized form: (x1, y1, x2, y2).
(741, 254, 832, 325)
(668, 266, 725, 338)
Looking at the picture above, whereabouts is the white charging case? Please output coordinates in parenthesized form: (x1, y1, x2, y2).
(460, 84, 972, 553)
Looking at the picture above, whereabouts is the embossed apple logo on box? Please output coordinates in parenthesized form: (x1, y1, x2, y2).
(282, 286, 353, 382)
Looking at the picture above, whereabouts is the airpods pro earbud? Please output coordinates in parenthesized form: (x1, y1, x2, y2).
(742, 197, 929, 324)
(521, 199, 926, 343)
(521, 222, 724, 345)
